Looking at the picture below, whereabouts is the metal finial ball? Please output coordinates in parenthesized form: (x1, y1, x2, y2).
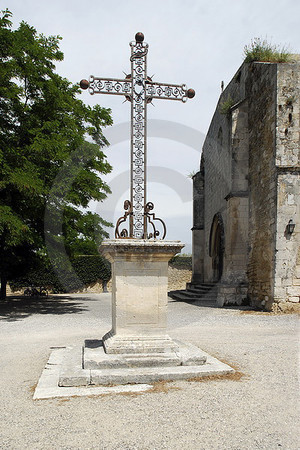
(135, 32, 144, 42)
(80, 79, 89, 90)
(187, 88, 195, 98)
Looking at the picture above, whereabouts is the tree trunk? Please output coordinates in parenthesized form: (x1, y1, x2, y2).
(0, 274, 7, 300)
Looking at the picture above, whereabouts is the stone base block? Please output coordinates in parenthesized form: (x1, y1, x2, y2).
(102, 330, 180, 354)
(58, 346, 90, 387)
(56, 340, 233, 388)
(217, 283, 248, 307)
(33, 346, 234, 398)
(34, 347, 154, 399)
(89, 363, 231, 386)
(84, 339, 207, 370)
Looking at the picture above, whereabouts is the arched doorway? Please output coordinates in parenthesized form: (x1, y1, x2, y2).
(209, 213, 225, 282)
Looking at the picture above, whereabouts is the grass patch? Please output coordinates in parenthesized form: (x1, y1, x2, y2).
(29, 383, 37, 393)
(187, 371, 245, 383)
(244, 37, 291, 63)
(219, 95, 235, 116)
(58, 398, 70, 404)
(148, 380, 181, 394)
(187, 360, 247, 383)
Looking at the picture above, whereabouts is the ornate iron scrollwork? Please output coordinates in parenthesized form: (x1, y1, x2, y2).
(80, 32, 195, 241)
(115, 200, 133, 239)
(144, 202, 166, 240)
(115, 201, 166, 240)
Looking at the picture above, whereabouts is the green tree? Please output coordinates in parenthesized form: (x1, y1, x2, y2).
(0, 9, 113, 299)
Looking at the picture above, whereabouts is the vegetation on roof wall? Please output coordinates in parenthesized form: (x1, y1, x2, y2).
(244, 38, 292, 63)
(219, 95, 236, 116)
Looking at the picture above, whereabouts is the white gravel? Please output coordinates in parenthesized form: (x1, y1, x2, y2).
(0, 293, 299, 449)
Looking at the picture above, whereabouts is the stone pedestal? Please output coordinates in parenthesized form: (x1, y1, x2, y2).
(100, 239, 184, 355)
(50, 238, 235, 389)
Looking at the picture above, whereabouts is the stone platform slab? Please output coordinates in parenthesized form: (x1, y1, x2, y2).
(33, 347, 153, 400)
(83, 339, 207, 369)
(33, 345, 234, 399)
(58, 340, 234, 388)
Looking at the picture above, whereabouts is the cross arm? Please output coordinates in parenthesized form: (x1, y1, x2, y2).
(82, 76, 132, 97)
(145, 81, 195, 102)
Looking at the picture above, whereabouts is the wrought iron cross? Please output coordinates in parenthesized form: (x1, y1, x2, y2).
(80, 32, 195, 240)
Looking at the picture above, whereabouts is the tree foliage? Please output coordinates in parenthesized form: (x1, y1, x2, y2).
(10, 255, 111, 293)
(0, 9, 113, 298)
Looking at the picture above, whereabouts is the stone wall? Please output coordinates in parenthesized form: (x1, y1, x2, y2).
(193, 59, 299, 310)
(274, 173, 300, 310)
(199, 64, 250, 305)
(203, 66, 249, 284)
(191, 164, 205, 284)
(246, 63, 278, 309)
(246, 62, 300, 310)
(203, 104, 231, 281)
(167, 266, 192, 291)
(273, 63, 300, 310)
(221, 100, 249, 289)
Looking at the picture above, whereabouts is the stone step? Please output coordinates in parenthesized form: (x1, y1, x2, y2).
(168, 283, 218, 305)
(187, 283, 215, 289)
(168, 291, 194, 300)
(187, 287, 213, 295)
(181, 290, 209, 298)
(54, 345, 234, 389)
(168, 290, 216, 301)
(83, 339, 207, 370)
(169, 287, 216, 296)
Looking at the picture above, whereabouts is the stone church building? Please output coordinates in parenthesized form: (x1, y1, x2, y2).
(190, 58, 300, 311)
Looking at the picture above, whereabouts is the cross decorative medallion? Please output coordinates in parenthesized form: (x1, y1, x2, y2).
(80, 32, 195, 239)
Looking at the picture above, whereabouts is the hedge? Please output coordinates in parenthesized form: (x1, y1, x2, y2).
(72, 255, 111, 286)
(169, 256, 192, 270)
(9, 255, 111, 293)
(9, 254, 190, 293)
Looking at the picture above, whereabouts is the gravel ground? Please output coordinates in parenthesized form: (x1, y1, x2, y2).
(0, 293, 299, 450)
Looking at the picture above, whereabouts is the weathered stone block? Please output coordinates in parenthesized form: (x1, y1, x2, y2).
(100, 239, 184, 355)
(289, 296, 300, 303)
(287, 286, 300, 297)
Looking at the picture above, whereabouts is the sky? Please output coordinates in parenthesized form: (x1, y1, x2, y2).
(5, 0, 300, 253)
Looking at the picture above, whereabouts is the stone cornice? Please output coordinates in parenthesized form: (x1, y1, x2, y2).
(224, 191, 249, 201)
(99, 239, 185, 262)
(276, 166, 300, 174)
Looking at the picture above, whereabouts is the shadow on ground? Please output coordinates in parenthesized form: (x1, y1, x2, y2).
(0, 295, 88, 322)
